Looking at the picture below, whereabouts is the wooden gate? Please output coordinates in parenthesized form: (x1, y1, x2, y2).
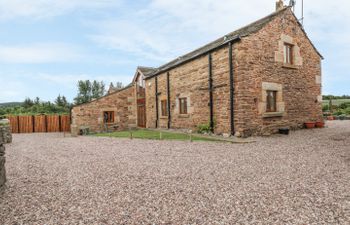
(137, 99, 146, 128)
(7, 115, 71, 134)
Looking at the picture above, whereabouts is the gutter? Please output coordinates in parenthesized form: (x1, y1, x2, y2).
(208, 53, 214, 133)
(229, 42, 235, 136)
(145, 36, 241, 80)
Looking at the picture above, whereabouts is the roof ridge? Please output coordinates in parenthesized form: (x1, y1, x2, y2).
(146, 7, 291, 78)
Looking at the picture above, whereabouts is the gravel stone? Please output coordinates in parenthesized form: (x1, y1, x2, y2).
(0, 121, 349, 224)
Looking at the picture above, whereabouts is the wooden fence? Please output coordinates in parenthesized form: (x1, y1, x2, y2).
(7, 115, 71, 134)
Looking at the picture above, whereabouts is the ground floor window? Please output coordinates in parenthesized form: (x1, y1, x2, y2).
(103, 111, 115, 123)
(161, 100, 168, 116)
(179, 98, 188, 114)
(266, 91, 277, 112)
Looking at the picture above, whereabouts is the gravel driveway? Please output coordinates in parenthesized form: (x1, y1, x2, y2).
(0, 121, 349, 224)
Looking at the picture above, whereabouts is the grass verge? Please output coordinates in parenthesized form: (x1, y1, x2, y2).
(94, 129, 218, 142)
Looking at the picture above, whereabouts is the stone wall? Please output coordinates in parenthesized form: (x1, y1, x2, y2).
(0, 142, 5, 187)
(0, 120, 10, 187)
(145, 47, 232, 134)
(0, 119, 12, 144)
(145, 8, 323, 136)
(71, 85, 137, 133)
(233, 9, 323, 136)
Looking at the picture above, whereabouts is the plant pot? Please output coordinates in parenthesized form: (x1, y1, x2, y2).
(315, 122, 325, 128)
(304, 122, 316, 129)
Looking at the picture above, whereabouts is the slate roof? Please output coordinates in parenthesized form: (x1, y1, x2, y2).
(137, 66, 157, 77)
(146, 7, 322, 79)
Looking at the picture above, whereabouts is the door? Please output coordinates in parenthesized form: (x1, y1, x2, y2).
(137, 104, 146, 128)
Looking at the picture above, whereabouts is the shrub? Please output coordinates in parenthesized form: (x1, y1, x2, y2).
(338, 102, 350, 109)
(322, 104, 329, 112)
(197, 123, 212, 134)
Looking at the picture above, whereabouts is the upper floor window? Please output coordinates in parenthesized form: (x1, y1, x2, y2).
(179, 98, 188, 114)
(266, 91, 277, 112)
(161, 100, 168, 117)
(284, 43, 293, 65)
(138, 74, 145, 88)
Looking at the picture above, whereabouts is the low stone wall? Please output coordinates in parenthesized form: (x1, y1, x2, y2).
(0, 119, 12, 144)
(0, 142, 5, 187)
(0, 119, 10, 187)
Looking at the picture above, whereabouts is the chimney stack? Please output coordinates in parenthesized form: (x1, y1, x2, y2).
(276, 0, 285, 11)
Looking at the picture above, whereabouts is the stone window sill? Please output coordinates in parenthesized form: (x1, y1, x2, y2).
(178, 114, 190, 118)
(263, 112, 284, 118)
(282, 63, 298, 70)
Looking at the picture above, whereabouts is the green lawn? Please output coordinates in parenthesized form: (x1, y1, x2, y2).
(323, 99, 350, 106)
(94, 129, 218, 142)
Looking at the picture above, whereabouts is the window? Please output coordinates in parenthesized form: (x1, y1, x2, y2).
(284, 43, 293, 65)
(179, 98, 188, 114)
(266, 91, 277, 112)
(138, 74, 145, 88)
(161, 100, 168, 116)
(103, 111, 115, 123)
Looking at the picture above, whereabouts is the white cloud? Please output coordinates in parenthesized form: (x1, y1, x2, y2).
(0, 0, 121, 21)
(87, 0, 278, 62)
(89, 19, 178, 62)
(0, 76, 26, 102)
(0, 43, 83, 64)
(36, 73, 132, 89)
(0, 72, 133, 102)
(150, 0, 273, 35)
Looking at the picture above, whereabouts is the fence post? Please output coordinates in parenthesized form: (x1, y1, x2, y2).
(45, 115, 48, 133)
(32, 115, 35, 133)
(17, 116, 20, 134)
(58, 115, 62, 132)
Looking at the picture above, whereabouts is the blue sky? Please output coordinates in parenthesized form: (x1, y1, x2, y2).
(0, 0, 349, 103)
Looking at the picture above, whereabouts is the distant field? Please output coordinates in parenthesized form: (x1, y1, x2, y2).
(0, 102, 22, 107)
(323, 99, 350, 106)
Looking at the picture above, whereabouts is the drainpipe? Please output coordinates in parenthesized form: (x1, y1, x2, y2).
(155, 76, 159, 128)
(229, 42, 235, 136)
(208, 53, 214, 133)
(166, 72, 171, 129)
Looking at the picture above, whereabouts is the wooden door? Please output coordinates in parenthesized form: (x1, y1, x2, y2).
(137, 104, 146, 128)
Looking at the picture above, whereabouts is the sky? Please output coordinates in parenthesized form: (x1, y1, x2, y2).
(0, 0, 349, 103)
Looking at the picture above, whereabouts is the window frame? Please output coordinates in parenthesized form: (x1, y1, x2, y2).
(161, 100, 168, 117)
(179, 97, 188, 115)
(284, 43, 294, 65)
(103, 111, 115, 123)
(266, 90, 277, 113)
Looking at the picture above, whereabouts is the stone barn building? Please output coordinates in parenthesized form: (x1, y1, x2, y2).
(71, 66, 155, 132)
(72, 3, 323, 137)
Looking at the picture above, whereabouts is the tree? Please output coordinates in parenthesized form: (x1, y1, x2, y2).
(115, 82, 124, 90)
(74, 80, 105, 105)
(55, 95, 63, 107)
(61, 96, 69, 108)
(34, 97, 40, 105)
(91, 80, 105, 99)
(23, 97, 34, 108)
(108, 82, 114, 93)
